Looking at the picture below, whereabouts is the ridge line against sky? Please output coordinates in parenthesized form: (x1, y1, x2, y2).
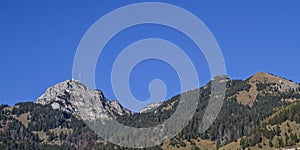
(1, 1, 300, 106)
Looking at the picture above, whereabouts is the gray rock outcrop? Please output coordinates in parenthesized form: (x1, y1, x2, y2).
(36, 80, 132, 120)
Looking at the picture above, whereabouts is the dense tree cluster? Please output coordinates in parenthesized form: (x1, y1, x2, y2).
(0, 105, 40, 149)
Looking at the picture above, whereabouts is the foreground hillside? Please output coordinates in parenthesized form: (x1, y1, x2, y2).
(1, 72, 300, 149)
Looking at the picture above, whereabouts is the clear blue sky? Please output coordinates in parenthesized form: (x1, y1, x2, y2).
(1, 1, 300, 107)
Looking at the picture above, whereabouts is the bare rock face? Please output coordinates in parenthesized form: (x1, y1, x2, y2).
(36, 80, 132, 120)
(140, 102, 162, 113)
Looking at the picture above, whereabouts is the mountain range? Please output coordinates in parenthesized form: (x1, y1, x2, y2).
(1, 72, 300, 150)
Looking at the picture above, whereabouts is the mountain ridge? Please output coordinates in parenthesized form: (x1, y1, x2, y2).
(35, 72, 300, 116)
(1, 72, 300, 149)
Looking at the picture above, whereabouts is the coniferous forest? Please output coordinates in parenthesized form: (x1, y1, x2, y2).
(1, 73, 300, 149)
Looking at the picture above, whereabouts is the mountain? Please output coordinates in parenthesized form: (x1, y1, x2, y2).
(36, 79, 132, 120)
(1, 72, 300, 150)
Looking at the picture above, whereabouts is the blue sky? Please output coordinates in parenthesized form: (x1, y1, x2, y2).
(1, 1, 300, 108)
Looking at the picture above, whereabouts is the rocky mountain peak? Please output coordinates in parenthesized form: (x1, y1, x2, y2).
(36, 80, 132, 120)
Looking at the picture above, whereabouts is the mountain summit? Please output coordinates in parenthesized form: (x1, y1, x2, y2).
(249, 72, 298, 88)
(36, 80, 131, 120)
(232, 72, 300, 107)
